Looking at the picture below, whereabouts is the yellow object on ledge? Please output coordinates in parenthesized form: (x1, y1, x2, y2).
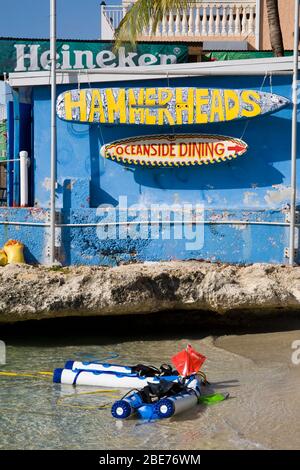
(0, 249, 8, 266)
(3, 240, 25, 264)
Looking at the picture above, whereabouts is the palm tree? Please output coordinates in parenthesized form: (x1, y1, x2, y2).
(266, 0, 284, 57)
(114, 0, 189, 48)
(114, 0, 284, 57)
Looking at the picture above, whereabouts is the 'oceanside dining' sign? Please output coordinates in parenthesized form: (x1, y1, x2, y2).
(0, 39, 188, 74)
(100, 134, 248, 167)
(56, 87, 289, 125)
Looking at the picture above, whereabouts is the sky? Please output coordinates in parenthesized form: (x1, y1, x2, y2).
(0, 0, 120, 39)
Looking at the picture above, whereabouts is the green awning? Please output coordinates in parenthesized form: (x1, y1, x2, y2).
(202, 51, 293, 62)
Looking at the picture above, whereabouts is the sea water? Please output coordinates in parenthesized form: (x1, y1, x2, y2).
(0, 319, 300, 450)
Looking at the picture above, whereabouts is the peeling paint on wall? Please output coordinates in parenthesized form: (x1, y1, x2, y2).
(231, 224, 247, 230)
(243, 191, 260, 207)
(264, 185, 291, 208)
(42, 177, 51, 191)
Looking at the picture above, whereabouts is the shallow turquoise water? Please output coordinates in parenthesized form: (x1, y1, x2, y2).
(0, 323, 300, 450)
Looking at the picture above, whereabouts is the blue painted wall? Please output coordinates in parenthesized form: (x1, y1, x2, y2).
(0, 74, 298, 265)
(0, 208, 49, 264)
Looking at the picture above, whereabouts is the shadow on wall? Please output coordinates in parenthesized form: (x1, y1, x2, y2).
(23, 246, 40, 265)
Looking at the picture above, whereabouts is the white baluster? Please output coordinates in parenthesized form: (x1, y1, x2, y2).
(208, 5, 214, 36)
(248, 5, 255, 35)
(175, 9, 181, 35)
(195, 6, 201, 35)
(234, 6, 241, 35)
(228, 6, 234, 35)
(188, 7, 194, 36)
(241, 6, 247, 35)
(202, 5, 208, 36)
(169, 10, 175, 37)
(215, 6, 221, 35)
(221, 6, 227, 36)
(162, 13, 168, 37)
(182, 9, 188, 35)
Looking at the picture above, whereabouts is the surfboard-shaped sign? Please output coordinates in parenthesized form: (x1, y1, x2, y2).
(100, 134, 248, 167)
(56, 87, 289, 126)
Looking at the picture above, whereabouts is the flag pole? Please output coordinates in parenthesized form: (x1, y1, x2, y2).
(50, 0, 57, 264)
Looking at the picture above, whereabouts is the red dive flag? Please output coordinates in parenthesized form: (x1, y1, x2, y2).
(172, 344, 206, 377)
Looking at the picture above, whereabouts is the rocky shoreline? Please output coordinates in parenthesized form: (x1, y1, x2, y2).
(0, 261, 300, 323)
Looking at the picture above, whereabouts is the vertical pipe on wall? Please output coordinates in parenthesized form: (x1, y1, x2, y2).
(50, 0, 57, 264)
(6, 101, 14, 207)
(20, 150, 29, 206)
(289, 0, 300, 265)
(30, 101, 34, 206)
(12, 89, 20, 206)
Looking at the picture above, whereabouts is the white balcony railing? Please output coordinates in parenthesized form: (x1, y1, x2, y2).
(100, 1, 257, 40)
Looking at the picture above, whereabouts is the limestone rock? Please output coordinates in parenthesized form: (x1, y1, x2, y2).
(0, 261, 299, 323)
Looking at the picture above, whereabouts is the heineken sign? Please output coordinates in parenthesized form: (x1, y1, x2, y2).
(0, 39, 188, 74)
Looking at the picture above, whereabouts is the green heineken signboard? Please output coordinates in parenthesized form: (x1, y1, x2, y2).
(0, 38, 189, 74)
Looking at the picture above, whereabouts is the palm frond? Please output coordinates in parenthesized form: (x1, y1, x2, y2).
(114, 0, 192, 49)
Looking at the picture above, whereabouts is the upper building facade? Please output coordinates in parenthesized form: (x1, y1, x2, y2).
(100, 0, 295, 51)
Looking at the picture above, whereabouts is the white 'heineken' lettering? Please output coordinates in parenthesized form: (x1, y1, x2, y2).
(118, 48, 139, 67)
(13, 44, 178, 72)
(96, 50, 116, 68)
(73, 50, 96, 69)
(14, 44, 40, 71)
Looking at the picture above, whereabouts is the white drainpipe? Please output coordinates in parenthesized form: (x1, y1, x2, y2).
(19, 150, 29, 207)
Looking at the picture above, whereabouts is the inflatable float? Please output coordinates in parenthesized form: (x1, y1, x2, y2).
(64, 360, 176, 376)
(111, 376, 201, 420)
(53, 344, 228, 420)
(53, 367, 182, 388)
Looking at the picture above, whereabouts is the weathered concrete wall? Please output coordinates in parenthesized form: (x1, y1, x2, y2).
(0, 206, 293, 265)
(0, 261, 299, 323)
(63, 207, 291, 265)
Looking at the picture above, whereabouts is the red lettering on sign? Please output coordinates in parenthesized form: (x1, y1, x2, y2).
(215, 143, 225, 156)
(151, 144, 157, 156)
(162, 144, 169, 156)
(180, 143, 188, 157)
